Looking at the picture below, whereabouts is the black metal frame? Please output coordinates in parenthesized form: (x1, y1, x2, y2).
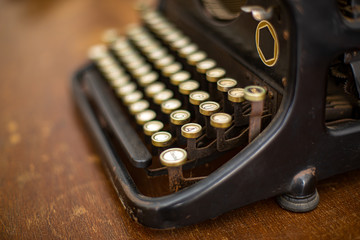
(72, 0, 360, 229)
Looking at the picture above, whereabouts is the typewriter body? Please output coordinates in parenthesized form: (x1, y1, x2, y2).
(72, 0, 360, 229)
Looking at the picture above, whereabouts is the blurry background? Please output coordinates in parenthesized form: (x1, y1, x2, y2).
(1, 0, 360, 239)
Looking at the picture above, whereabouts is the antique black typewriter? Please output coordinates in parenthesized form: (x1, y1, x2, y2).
(72, 0, 360, 229)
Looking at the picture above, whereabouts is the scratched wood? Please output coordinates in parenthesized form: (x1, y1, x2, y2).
(1, 0, 360, 239)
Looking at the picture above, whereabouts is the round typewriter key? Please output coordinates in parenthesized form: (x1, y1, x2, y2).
(126, 24, 145, 37)
(196, 59, 216, 74)
(244, 85, 267, 102)
(101, 64, 122, 76)
(179, 80, 200, 95)
(206, 68, 226, 83)
(151, 131, 173, 147)
(102, 28, 118, 44)
(145, 82, 166, 98)
(170, 71, 191, 86)
(210, 113, 232, 128)
(129, 100, 150, 115)
(162, 62, 182, 77)
(164, 30, 183, 44)
(148, 48, 168, 62)
(189, 91, 210, 105)
(142, 43, 162, 55)
(160, 148, 187, 167)
(161, 99, 182, 114)
(116, 82, 137, 97)
(156, 25, 177, 37)
(170, 37, 190, 51)
(126, 58, 145, 71)
(123, 90, 143, 106)
(154, 89, 174, 104)
(132, 64, 152, 78)
(117, 47, 137, 59)
(199, 101, 220, 116)
(187, 51, 207, 66)
(217, 78, 237, 92)
(136, 38, 158, 48)
(155, 55, 175, 69)
(105, 68, 124, 82)
(122, 53, 144, 65)
(136, 109, 157, 125)
(109, 74, 130, 88)
(170, 110, 191, 125)
(97, 57, 116, 69)
(181, 123, 202, 138)
(228, 88, 245, 103)
(143, 120, 164, 136)
(138, 71, 158, 87)
(88, 44, 108, 60)
(112, 38, 130, 52)
(178, 43, 198, 58)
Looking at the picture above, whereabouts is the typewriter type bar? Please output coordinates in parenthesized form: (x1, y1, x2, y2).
(73, 0, 360, 229)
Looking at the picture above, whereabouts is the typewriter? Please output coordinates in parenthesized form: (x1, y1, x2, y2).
(72, 0, 360, 229)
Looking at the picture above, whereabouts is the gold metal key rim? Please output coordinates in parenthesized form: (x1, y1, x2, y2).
(181, 123, 202, 138)
(244, 85, 267, 102)
(160, 148, 187, 167)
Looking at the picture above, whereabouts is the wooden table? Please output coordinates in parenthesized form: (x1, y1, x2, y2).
(1, 0, 360, 239)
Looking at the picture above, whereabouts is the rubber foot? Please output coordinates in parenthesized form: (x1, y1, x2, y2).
(276, 189, 320, 213)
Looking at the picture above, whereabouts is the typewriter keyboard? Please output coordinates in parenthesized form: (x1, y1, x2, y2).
(86, 10, 273, 195)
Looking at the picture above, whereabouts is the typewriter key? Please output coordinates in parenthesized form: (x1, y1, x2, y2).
(88, 44, 108, 60)
(160, 148, 187, 167)
(104, 68, 124, 82)
(148, 48, 168, 62)
(156, 25, 177, 37)
(129, 100, 150, 115)
(153, 89, 174, 105)
(181, 123, 202, 139)
(196, 59, 216, 74)
(145, 82, 166, 98)
(116, 82, 137, 97)
(136, 109, 157, 125)
(170, 110, 191, 125)
(132, 64, 152, 78)
(199, 101, 220, 116)
(189, 91, 210, 105)
(143, 120, 164, 136)
(136, 38, 158, 49)
(102, 28, 118, 44)
(123, 90, 143, 106)
(126, 24, 145, 37)
(160, 148, 187, 192)
(206, 68, 226, 83)
(187, 51, 207, 66)
(109, 75, 130, 88)
(112, 38, 131, 52)
(121, 53, 144, 65)
(217, 78, 237, 92)
(161, 99, 182, 114)
(244, 86, 266, 142)
(244, 85, 266, 102)
(178, 43, 198, 58)
(228, 88, 245, 103)
(162, 62, 182, 77)
(97, 57, 116, 69)
(228, 88, 246, 126)
(151, 131, 173, 147)
(179, 80, 200, 95)
(117, 47, 137, 59)
(163, 30, 184, 44)
(126, 58, 145, 71)
(142, 44, 163, 55)
(170, 37, 191, 51)
(154, 55, 175, 69)
(210, 113, 232, 129)
(170, 71, 191, 86)
(138, 71, 159, 87)
(189, 91, 210, 125)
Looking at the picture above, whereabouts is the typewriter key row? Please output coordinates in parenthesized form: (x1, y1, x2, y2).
(88, 9, 268, 191)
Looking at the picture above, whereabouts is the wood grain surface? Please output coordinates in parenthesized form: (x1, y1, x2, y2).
(1, 0, 360, 239)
